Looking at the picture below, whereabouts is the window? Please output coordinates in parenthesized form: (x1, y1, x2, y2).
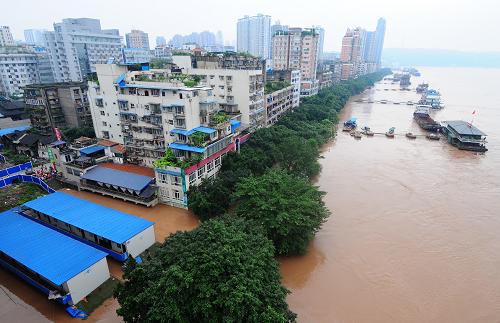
(100, 111, 105, 116)
(172, 175, 181, 185)
(197, 166, 205, 177)
(189, 173, 196, 185)
(159, 173, 168, 184)
(168, 120, 174, 125)
(207, 161, 214, 172)
(174, 190, 181, 200)
(215, 156, 221, 167)
(219, 76, 224, 81)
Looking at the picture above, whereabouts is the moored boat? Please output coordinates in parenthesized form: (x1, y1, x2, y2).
(406, 132, 417, 139)
(351, 131, 362, 139)
(361, 126, 374, 136)
(426, 133, 440, 140)
(385, 127, 395, 138)
(441, 120, 488, 152)
(343, 117, 357, 131)
(413, 105, 442, 132)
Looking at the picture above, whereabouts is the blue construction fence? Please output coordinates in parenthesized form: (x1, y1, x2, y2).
(0, 162, 55, 193)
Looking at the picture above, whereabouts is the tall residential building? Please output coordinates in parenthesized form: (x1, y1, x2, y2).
(271, 28, 320, 97)
(153, 45, 172, 59)
(173, 54, 266, 131)
(122, 48, 152, 64)
(168, 31, 218, 49)
(0, 47, 40, 97)
(126, 30, 150, 50)
(0, 26, 15, 46)
(156, 36, 166, 47)
(314, 26, 325, 61)
(24, 82, 92, 134)
(339, 28, 366, 79)
(237, 14, 271, 60)
(374, 18, 386, 67)
(44, 18, 122, 82)
(24, 29, 46, 46)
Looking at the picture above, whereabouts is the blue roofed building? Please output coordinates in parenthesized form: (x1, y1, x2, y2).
(21, 192, 156, 261)
(0, 209, 110, 305)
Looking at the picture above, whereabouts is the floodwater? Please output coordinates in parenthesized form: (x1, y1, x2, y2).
(0, 189, 198, 322)
(280, 67, 500, 323)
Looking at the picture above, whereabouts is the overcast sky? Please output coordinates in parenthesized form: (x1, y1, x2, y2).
(2, 0, 499, 52)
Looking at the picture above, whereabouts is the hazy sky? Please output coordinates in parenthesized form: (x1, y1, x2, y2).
(2, 0, 499, 52)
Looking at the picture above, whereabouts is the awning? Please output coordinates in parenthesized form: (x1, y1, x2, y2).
(80, 145, 105, 155)
(169, 142, 206, 153)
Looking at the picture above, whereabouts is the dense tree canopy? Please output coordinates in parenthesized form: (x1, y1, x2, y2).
(232, 170, 329, 256)
(188, 70, 390, 221)
(115, 217, 296, 323)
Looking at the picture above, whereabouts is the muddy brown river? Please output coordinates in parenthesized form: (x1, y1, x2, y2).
(1, 67, 499, 322)
(280, 67, 500, 322)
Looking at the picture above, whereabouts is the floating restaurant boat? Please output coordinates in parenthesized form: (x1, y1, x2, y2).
(413, 105, 442, 132)
(385, 127, 396, 138)
(406, 132, 417, 139)
(441, 120, 488, 152)
(426, 133, 440, 140)
(350, 131, 362, 139)
(343, 117, 357, 131)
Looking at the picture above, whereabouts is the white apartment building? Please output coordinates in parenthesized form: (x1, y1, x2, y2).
(44, 18, 122, 82)
(0, 46, 40, 97)
(125, 30, 150, 50)
(0, 26, 15, 47)
(88, 63, 244, 208)
(24, 29, 46, 46)
(173, 55, 266, 131)
(122, 48, 152, 64)
(237, 14, 271, 61)
(153, 45, 172, 59)
(272, 28, 320, 97)
(265, 84, 294, 126)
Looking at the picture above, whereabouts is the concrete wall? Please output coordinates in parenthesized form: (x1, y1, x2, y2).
(125, 225, 155, 258)
(64, 257, 109, 305)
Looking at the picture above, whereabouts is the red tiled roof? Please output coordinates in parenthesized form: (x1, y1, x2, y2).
(97, 139, 119, 147)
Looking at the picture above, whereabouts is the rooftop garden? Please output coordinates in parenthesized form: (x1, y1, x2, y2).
(188, 131, 210, 147)
(210, 111, 229, 125)
(133, 73, 201, 87)
(153, 148, 202, 169)
(265, 81, 291, 94)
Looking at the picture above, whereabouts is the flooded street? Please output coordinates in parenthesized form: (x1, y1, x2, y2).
(0, 189, 198, 322)
(280, 67, 500, 322)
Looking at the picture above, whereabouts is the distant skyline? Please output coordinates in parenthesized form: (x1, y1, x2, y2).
(1, 0, 499, 52)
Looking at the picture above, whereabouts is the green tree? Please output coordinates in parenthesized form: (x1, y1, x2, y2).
(232, 170, 330, 256)
(115, 217, 296, 323)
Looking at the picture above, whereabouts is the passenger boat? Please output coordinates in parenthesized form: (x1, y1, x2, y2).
(385, 127, 395, 138)
(407, 101, 414, 105)
(343, 117, 357, 131)
(416, 83, 429, 93)
(406, 132, 417, 139)
(426, 133, 440, 140)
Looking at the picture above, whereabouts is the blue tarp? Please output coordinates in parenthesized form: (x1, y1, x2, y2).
(23, 192, 154, 244)
(170, 126, 216, 136)
(0, 125, 31, 137)
(50, 140, 66, 147)
(0, 209, 107, 286)
(81, 166, 153, 191)
(79, 145, 105, 155)
(169, 142, 206, 153)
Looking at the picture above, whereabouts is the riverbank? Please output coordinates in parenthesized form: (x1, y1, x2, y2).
(280, 67, 500, 323)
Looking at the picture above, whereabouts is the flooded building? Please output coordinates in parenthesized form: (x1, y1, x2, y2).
(21, 192, 156, 261)
(0, 209, 109, 305)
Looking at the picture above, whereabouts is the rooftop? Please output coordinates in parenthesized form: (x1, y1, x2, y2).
(23, 192, 154, 244)
(445, 120, 487, 136)
(81, 166, 154, 191)
(0, 209, 107, 286)
(0, 125, 31, 137)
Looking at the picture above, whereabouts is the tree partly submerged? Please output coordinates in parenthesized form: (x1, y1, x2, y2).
(115, 217, 296, 323)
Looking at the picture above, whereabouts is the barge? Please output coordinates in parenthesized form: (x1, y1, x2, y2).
(413, 105, 442, 132)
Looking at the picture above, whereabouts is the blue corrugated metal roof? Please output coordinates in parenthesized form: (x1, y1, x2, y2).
(0, 209, 107, 286)
(23, 192, 154, 244)
(170, 128, 190, 136)
(0, 125, 31, 136)
(80, 145, 105, 155)
(169, 142, 206, 153)
(192, 126, 216, 134)
(81, 166, 153, 191)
